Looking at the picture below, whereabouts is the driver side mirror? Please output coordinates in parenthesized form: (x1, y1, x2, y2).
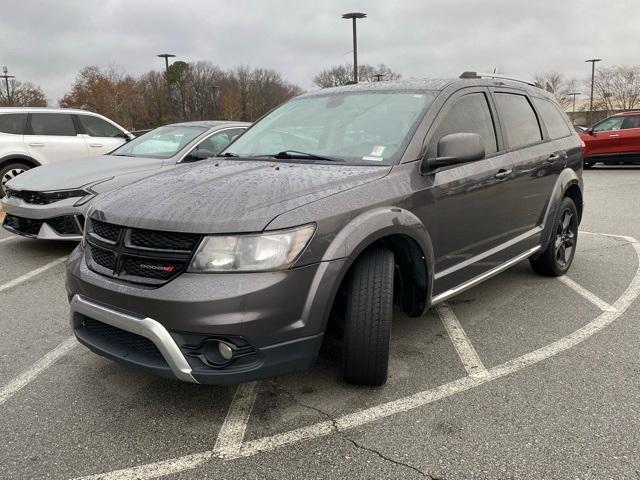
(586, 127, 595, 136)
(420, 133, 485, 174)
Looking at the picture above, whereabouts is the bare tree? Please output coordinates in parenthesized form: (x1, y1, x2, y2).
(590, 65, 640, 111)
(532, 71, 578, 110)
(0, 79, 47, 107)
(313, 63, 401, 88)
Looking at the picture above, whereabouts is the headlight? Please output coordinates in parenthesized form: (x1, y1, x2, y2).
(188, 224, 315, 273)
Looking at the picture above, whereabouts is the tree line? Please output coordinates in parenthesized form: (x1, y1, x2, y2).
(2, 62, 640, 129)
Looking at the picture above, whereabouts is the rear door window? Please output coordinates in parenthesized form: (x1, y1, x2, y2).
(429, 92, 498, 157)
(532, 98, 572, 139)
(0, 113, 27, 134)
(78, 115, 123, 137)
(621, 115, 640, 130)
(495, 93, 543, 149)
(29, 113, 77, 136)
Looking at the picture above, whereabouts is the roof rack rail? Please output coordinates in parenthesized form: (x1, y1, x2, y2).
(459, 71, 537, 87)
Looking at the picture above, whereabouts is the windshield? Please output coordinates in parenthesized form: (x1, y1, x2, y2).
(223, 90, 436, 165)
(111, 125, 207, 158)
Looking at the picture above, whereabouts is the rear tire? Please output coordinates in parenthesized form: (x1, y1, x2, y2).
(342, 247, 394, 386)
(530, 196, 579, 277)
(0, 162, 31, 197)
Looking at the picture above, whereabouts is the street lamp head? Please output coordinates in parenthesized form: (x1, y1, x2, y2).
(585, 58, 602, 63)
(342, 12, 366, 19)
(157, 53, 176, 59)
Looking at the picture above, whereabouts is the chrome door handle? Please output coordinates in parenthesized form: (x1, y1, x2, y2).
(89, 143, 103, 148)
(494, 169, 512, 179)
(28, 143, 44, 147)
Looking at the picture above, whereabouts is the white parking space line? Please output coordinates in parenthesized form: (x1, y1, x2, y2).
(0, 236, 17, 244)
(558, 275, 617, 312)
(0, 256, 67, 293)
(213, 381, 259, 458)
(0, 336, 76, 406)
(63, 233, 640, 480)
(435, 302, 488, 378)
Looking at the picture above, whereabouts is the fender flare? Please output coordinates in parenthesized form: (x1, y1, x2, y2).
(0, 154, 41, 169)
(303, 207, 435, 329)
(539, 168, 582, 251)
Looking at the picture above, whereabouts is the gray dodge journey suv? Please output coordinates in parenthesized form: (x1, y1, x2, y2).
(66, 74, 584, 386)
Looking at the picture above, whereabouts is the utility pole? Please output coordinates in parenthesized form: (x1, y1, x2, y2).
(157, 53, 176, 119)
(342, 12, 366, 83)
(1, 66, 15, 106)
(566, 92, 582, 125)
(585, 58, 602, 126)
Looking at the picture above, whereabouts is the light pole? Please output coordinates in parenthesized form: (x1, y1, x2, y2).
(1, 66, 15, 106)
(157, 53, 176, 119)
(342, 12, 366, 84)
(585, 58, 602, 126)
(373, 73, 385, 82)
(566, 92, 582, 125)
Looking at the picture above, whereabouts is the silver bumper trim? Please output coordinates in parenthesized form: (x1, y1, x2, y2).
(70, 294, 197, 383)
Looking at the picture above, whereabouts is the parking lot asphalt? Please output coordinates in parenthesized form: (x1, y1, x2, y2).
(1, 166, 639, 480)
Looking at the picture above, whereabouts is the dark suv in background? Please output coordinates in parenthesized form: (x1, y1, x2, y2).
(66, 73, 583, 387)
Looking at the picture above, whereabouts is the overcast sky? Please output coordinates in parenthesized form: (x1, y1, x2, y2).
(1, 0, 637, 103)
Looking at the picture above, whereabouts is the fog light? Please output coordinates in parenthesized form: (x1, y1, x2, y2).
(218, 341, 233, 361)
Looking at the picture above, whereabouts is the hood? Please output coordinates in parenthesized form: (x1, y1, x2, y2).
(91, 159, 391, 233)
(8, 155, 163, 191)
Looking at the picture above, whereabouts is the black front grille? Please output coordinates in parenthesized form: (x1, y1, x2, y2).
(129, 228, 201, 251)
(9, 190, 52, 205)
(90, 246, 116, 270)
(3, 214, 43, 236)
(91, 219, 121, 242)
(85, 218, 201, 286)
(82, 317, 163, 357)
(48, 215, 81, 235)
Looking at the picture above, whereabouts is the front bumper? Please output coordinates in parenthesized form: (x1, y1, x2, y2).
(66, 246, 346, 384)
(1, 196, 86, 240)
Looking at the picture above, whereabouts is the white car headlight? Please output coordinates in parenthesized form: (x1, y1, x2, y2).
(188, 224, 315, 273)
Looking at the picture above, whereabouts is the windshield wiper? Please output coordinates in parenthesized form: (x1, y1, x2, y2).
(271, 150, 344, 162)
(216, 152, 239, 157)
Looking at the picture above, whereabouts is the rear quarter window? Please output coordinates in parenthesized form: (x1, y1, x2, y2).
(532, 97, 572, 139)
(494, 93, 542, 149)
(0, 113, 28, 134)
(29, 113, 77, 136)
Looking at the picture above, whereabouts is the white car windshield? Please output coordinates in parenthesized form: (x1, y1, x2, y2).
(111, 125, 207, 159)
(222, 90, 436, 165)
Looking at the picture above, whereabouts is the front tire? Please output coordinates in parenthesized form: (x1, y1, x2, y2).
(342, 247, 394, 386)
(0, 162, 31, 197)
(583, 160, 593, 169)
(530, 197, 579, 277)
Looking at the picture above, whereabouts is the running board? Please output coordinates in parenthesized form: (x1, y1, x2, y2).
(431, 245, 541, 305)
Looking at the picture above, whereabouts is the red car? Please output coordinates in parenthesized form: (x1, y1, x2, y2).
(580, 111, 640, 168)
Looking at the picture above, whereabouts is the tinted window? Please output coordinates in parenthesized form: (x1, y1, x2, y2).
(592, 116, 624, 132)
(495, 93, 542, 149)
(0, 113, 27, 134)
(78, 115, 123, 137)
(429, 92, 497, 156)
(29, 113, 77, 136)
(532, 98, 572, 139)
(198, 128, 246, 154)
(622, 115, 640, 130)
